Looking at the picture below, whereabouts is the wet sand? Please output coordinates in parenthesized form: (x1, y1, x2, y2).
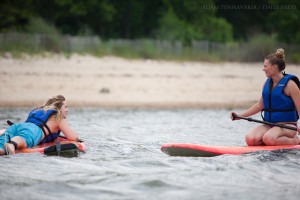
(1, 54, 299, 109)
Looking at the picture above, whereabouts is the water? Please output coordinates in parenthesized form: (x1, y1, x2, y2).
(1, 108, 300, 200)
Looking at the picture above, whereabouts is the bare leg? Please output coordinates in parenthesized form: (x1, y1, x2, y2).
(262, 125, 299, 146)
(4, 143, 16, 154)
(0, 149, 5, 155)
(245, 125, 270, 146)
(4, 136, 27, 154)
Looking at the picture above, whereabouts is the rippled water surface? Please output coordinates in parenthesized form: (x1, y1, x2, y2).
(1, 108, 300, 200)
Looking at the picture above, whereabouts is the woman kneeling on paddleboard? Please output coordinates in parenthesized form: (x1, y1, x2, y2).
(0, 95, 81, 155)
(231, 48, 300, 146)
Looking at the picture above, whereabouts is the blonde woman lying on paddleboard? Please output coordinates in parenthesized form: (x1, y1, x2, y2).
(0, 95, 81, 155)
(231, 48, 300, 146)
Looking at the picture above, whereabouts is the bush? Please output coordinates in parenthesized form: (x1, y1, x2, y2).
(26, 17, 62, 52)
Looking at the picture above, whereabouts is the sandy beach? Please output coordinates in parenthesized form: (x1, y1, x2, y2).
(0, 54, 299, 109)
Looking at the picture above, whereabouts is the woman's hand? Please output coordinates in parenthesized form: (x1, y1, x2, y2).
(75, 137, 83, 142)
(230, 112, 240, 121)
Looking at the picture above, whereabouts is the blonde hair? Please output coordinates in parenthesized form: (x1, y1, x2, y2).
(265, 48, 286, 71)
(37, 95, 66, 121)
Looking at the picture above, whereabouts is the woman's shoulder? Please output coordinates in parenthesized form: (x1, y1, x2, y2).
(285, 79, 300, 96)
(287, 79, 300, 89)
(57, 118, 70, 126)
(289, 76, 300, 89)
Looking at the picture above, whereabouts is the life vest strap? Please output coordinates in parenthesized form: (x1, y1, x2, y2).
(29, 115, 56, 142)
(262, 108, 296, 112)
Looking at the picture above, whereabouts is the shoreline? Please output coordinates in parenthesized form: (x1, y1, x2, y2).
(1, 55, 299, 109)
(0, 100, 255, 109)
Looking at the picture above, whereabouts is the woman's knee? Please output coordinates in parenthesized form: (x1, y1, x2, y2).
(262, 135, 276, 146)
(245, 134, 263, 146)
(245, 134, 255, 146)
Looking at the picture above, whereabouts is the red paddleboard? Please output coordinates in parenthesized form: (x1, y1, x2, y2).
(161, 143, 300, 157)
(15, 137, 86, 155)
(1, 129, 85, 156)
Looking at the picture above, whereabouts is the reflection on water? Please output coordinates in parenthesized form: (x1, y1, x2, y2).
(1, 108, 300, 200)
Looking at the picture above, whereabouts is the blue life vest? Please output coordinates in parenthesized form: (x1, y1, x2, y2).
(262, 74, 299, 123)
(25, 109, 61, 144)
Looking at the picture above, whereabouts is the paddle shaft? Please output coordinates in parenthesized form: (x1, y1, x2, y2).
(232, 113, 297, 131)
(59, 135, 84, 143)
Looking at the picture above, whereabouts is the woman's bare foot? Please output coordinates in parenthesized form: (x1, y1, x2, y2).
(4, 143, 16, 154)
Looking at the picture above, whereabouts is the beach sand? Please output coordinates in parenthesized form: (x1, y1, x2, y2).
(1, 54, 299, 109)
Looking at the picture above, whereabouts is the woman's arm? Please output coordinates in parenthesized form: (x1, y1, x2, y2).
(286, 80, 300, 132)
(287, 80, 300, 111)
(58, 119, 81, 141)
(240, 97, 264, 117)
(231, 97, 264, 120)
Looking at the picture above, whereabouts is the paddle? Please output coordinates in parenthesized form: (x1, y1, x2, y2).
(231, 113, 298, 131)
(58, 135, 84, 143)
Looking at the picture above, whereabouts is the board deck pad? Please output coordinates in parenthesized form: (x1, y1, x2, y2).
(161, 143, 300, 157)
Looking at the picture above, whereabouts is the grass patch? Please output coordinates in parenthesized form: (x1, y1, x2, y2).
(0, 32, 299, 63)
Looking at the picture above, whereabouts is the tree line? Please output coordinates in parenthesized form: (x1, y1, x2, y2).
(1, 0, 300, 45)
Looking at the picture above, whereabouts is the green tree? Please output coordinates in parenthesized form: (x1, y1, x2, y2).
(107, 0, 163, 39)
(32, 0, 116, 35)
(0, 0, 34, 32)
(267, 0, 300, 43)
(154, 8, 187, 41)
(215, 0, 272, 40)
(155, 0, 233, 43)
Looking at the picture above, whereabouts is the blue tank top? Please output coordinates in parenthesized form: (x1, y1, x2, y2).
(262, 74, 299, 123)
(25, 109, 61, 144)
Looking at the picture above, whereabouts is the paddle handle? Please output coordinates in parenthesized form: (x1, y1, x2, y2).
(231, 113, 298, 131)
